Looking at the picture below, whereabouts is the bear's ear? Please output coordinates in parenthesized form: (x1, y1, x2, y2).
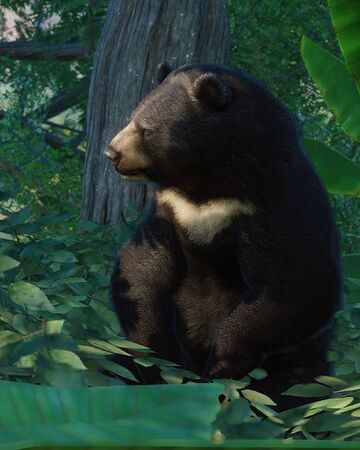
(157, 62, 173, 84)
(193, 73, 232, 110)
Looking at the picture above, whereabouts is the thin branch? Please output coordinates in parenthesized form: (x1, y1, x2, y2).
(43, 76, 90, 119)
(45, 120, 83, 134)
(0, 40, 87, 60)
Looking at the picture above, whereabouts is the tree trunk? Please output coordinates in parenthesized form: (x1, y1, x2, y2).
(81, 0, 229, 225)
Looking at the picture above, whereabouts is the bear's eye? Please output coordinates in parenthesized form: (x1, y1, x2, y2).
(142, 128, 152, 137)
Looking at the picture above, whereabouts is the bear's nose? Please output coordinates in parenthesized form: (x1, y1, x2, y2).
(104, 145, 121, 162)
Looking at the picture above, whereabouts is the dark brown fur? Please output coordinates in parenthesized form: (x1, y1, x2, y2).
(107, 63, 343, 411)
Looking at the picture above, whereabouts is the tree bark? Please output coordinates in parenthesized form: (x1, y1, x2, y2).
(0, 40, 86, 60)
(81, 0, 229, 225)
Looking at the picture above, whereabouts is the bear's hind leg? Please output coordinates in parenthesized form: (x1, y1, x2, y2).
(249, 329, 334, 412)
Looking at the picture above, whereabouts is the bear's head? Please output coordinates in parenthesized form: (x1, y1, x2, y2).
(105, 62, 299, 203)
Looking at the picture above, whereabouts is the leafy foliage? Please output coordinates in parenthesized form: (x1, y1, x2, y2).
(0, 0, 360, 443)
(0, 0, 107, 216)
(300, 0, 360, 391)
(0, 206, 133, 386)
(0, 381, 224, 446)
(328, 0, 360, 93)
(301, 35, 360, 142)
(0, 203, 360, 441)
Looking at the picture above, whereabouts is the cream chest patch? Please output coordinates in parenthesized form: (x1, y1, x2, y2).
(156, 189, 256, 244)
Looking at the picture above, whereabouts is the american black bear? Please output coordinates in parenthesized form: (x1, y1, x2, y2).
(105, 62, 342, 411)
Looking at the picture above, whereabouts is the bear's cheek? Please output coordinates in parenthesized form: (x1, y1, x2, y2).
(111, 135, 152, 176)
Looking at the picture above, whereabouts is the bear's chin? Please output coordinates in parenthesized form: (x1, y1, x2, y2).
(120, 173, 148, 182)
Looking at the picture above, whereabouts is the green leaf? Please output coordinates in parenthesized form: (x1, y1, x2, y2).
(87, 339, 130, 356)
(343, 253, 360, 278)
(334, 402, 360, 415)
(0, 231, 15, 241)
(78, 345, 112, 356)
(7, 223, 40, 234)
(248, 368, 268, 380)
(7, 207, 32, 226)
(303, 411, 352, 432)
(11, 334, 78, 361)
(282, 383, 332, 397)
(0, 255, 20, 272)
(216, 398, 251, 425)
(0, 381, 223, 446)
(315, 375, 349, 389)
(100, 360, 139, 382)
(49, 349, 87, 370)
(337, 383, 360, 392)
(303, 138, 360, 196)
(44, 367, 83, 387)
(134, 356, 179, 368)
(50, 250, 78, 263)
(45, 320, 64, 334)
(219, 378, 251, 390)
(308, 396, 354, 409)
(241, 389, 276, 405)
(11, 314, 33, 334)
(108, 338, 153, 352)
(0, 330, 22, 347)
(251, 402, 279, 419)
(161, 367, 200, 380)
(8, 281, 56, 312)
(328, 0, 360, 93)
(301, 35, 360, 141)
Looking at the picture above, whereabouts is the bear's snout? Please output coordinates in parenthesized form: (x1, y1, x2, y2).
(104, 144, 121, 162)
(104, 121, 152, 179)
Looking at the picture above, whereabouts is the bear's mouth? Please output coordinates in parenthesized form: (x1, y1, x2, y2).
(116, 167, 149, 181)
(120, 170, 140, 177)
(114, 165, 141, 177)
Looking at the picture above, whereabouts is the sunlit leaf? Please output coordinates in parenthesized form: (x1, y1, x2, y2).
(8, 281, 56, 312)
(49, 349, 87, 370)
(0, 255, 20, 272)
(242, 389, 276, 405)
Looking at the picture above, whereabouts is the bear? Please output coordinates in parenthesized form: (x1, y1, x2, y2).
(104, 62, 343, 411)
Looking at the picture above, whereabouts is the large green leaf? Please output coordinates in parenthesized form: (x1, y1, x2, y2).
(0, 381, 223, 448)
(301, 35, 360, 141)
(303, 138, 360, 196)
(328, 0, 360, 93)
